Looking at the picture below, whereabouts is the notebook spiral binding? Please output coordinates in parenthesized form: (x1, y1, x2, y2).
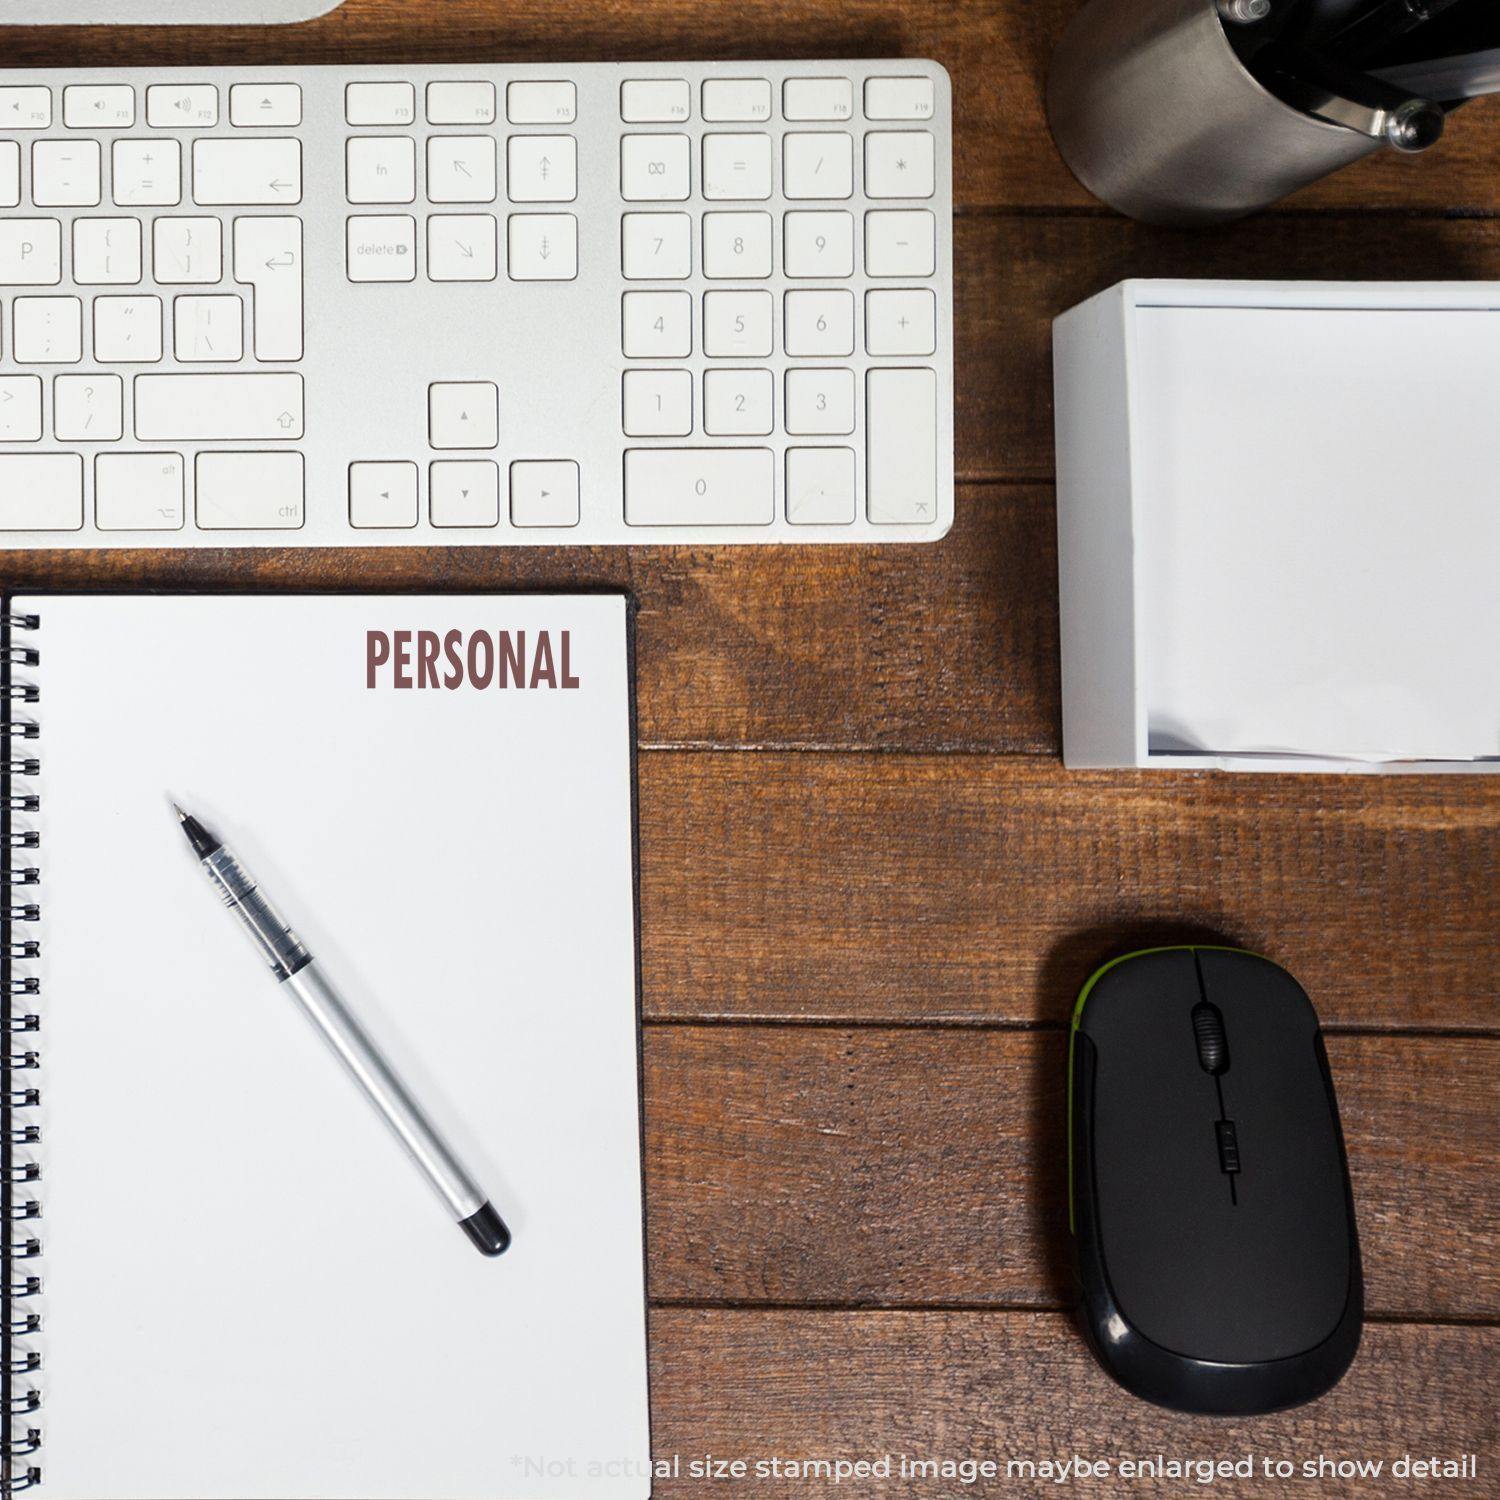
(0, 608, 42, 1495)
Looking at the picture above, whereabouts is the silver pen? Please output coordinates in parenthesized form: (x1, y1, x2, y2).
(172, 803, 510, 1257)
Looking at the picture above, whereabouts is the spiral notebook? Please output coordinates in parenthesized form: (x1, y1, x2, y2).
(0, 593, 650, 1500)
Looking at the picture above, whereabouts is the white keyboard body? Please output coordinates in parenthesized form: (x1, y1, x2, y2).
(0, 61, 954, 548)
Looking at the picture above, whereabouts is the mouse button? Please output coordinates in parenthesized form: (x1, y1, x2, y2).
(1077, 949, 1201, 1049)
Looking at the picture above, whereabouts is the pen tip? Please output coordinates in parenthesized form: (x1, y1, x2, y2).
(171, 801, 188, 823)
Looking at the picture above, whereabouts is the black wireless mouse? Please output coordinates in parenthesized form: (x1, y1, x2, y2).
(1069, 947, 1362, 1415)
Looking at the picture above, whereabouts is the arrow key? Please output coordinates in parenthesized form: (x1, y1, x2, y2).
(510, 460, 579, 528)
(431, 460, 500, 528)
(349, 461, 419, 529)
(429, 382, 498, 450)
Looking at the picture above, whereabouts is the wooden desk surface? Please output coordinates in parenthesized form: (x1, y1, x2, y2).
(5, 2, 1498, 1492)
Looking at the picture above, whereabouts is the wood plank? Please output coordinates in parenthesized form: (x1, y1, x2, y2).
(638, 754, 1500, 1030)
(643, 1029, 1500, 1321)
(6, 0, 1500, 215)
(648, 1311, 1498, 1496)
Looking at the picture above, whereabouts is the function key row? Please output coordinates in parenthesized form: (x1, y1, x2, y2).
(0, 84, 303, 130)
(619, 75, 936, 124)
(345, 81, 576, 128)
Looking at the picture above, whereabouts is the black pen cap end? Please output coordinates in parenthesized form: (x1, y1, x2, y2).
(460, 1201, 511, 1257)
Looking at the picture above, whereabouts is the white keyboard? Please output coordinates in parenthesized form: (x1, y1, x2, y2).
(0, 61, 954, 547)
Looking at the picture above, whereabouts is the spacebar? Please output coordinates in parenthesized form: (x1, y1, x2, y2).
(134, 374, 304, 441)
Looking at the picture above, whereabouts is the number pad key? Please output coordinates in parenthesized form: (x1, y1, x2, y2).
(866, 288, 937, 356)
(786, 368, 855, 435)
(865, 209, 936, 277)
(703, 291, 773, 359)
(624, 447, 774, 527)
(622, 291, 692, 359)
(702, 134, 772, 200)
(784, 290, 854, 358)
(786, 447, 857, 526)
(703, 369, 773, 437)
(621, 135, 691, 201)
(784, 211, 854, 278)
(621, 213, 692, 280)
(702, 212, 773, 280)
(783, 133, 854, 200)
(865, 131, 936, 199)
(622, 370, 693, 437)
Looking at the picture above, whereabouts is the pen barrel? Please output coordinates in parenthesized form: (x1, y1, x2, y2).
(201, 846, 311, 981)
(281, 963, 488, 1222)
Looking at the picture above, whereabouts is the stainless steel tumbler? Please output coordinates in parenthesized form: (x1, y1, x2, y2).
(1047, 0, 1388, 225)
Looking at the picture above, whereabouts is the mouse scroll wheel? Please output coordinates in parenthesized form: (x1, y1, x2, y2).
(1191, 1001, 1230, 1075)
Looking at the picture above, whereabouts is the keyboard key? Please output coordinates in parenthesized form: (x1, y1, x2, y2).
(702, 133, 772, 200)
(0, 455, 84, 531)
(0, 378, 43, 443)
(507, 135, 577, 202)
(135, 373, 304, 440)
(622, 369, 693, 437)
(621, 134, 690, 201)
(427, 136, 497, 203)
(33, 141, 101, 207)
(866, 288, 937, 356)
(345, 82, 416, 127)
(146, 84, 218, 129)
(233, 216, 303, 361)
(346, 215, 416, 282)
(865, 131, 936, 199)
(13, 297, 82, 363)
(0, 87, 52, 130)
(703, 290, 773, 359)
(865, 209, 936, 277)
(0, 143, 18, 208)
(786, 367, 855, 435)
(622, 291, 691, 359)
(784, 288, 854, 357)
(346, 136, 416, 204)
(428, 81, 496, 126)
(507, 81, 575, 125)
(174, 294, 245, 362)
(153, 216, 223, 284)
(783, 133, 854, 200)
(72, 217, 141, 285)
(784, 210, 854, 278)
(621, 212, 692, 280)
(703, 368, 773, 436)
(113, 139, 182, 206)
(510, 460, 579, 528)
(194, 138, 302, 205)
(783, 78, 853, 122)
(429, 381, 498, 449)
(230, 83, 302, 128)
(55, 375, 124, 441)
(621, 79, 691, 123)
(63, 85, 134, 129)
(624, 448, 774, 527)
(428, 214, 498, 282)
(94, 296, 162, 362)
(431, 460, 500, 527)
(702, 79, 771, 123)
(507, 213, 577, 280)
(196, 451, 304, 529)
(786, 446, 856, 525)
(95, 451, 185, 530)
(349, 461, 419, 528)
(866, 367, 937, 524)
(864, 76, 936, 121)
(702, 211, 773, 279)
(0, 221, 62, 285)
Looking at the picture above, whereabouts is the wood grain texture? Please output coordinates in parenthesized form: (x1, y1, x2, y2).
(4, 0, 1500, 215)
(649, 1312, 1498, 1496)
(643, 1029, 1500, 1320)
(638, 754, 1500, 1030)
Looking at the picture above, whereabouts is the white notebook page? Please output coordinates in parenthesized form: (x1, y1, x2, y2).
(18, 594, 649, 1500)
